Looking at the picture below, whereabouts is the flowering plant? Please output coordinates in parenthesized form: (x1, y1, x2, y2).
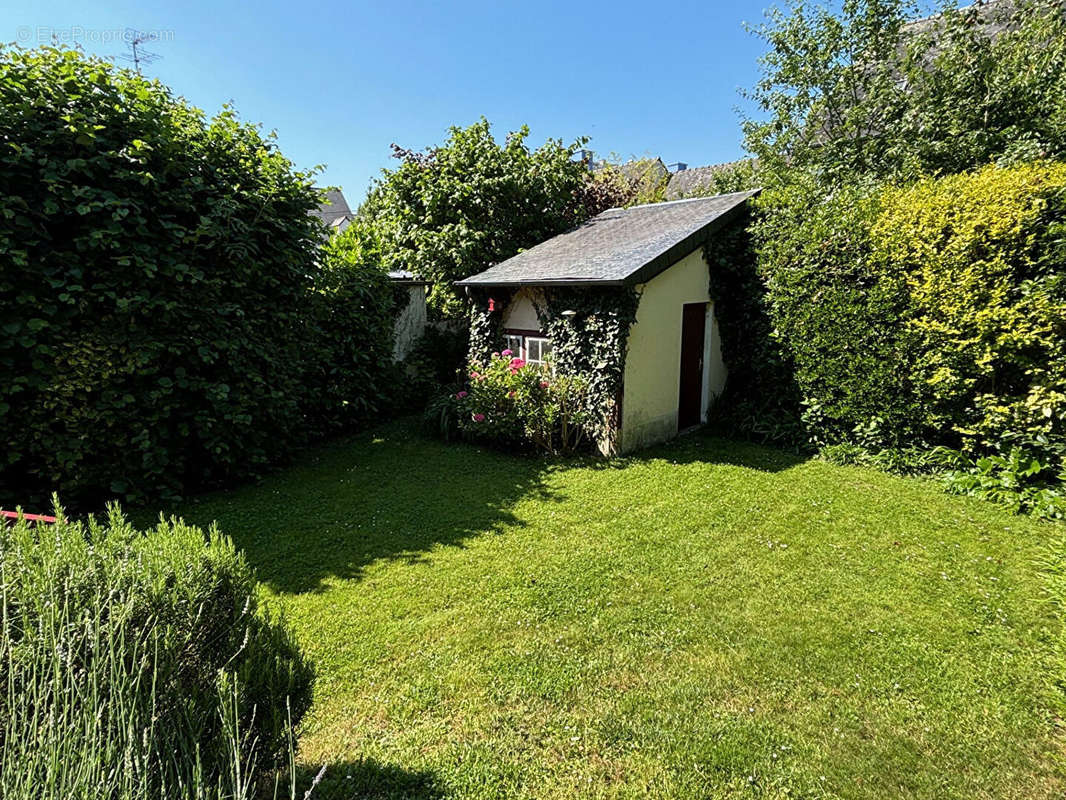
(452, 352, 591, 454)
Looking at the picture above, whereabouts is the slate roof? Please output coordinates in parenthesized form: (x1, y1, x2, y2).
(388, 269, 428, 285)
(311, 189, 354, 233)
(457, 190, 758, 288)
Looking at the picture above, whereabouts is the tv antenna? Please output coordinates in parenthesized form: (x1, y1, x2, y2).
(120, 29, 162, 73)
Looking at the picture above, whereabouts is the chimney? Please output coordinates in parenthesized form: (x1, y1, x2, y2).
(574, 149, 594, 170)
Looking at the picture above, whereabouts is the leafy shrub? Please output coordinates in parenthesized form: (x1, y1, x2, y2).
(871, 163, 1066, 465)
(308, 233, 399, 433)
(402, 325, 471, 410)
(0, 47, 396, 508)
(450, 352, 591, 454)
(818, 442, 948, 478)
(755, 180, 923, 448)
(423, 384, 464, 442)
(941, 448, 1065, 520)
(0, 505, 313, 798)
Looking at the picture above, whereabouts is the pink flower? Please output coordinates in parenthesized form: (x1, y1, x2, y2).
(456, 391, 468, 399)
(473, 413, 485, 422)
(492, 352, 500, 358)
(501, 349, 513, 357)
(540, 381, 550, 389)
(470, 371, 480, 380)
(507, 390, 516, 398)
(509, 358, 525, 368)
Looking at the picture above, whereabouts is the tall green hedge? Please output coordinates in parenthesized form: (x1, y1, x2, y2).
(0, 47, 395, 507)
(742, 163, 1066, 479)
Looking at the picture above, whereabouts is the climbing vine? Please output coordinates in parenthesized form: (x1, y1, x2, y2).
(537, 287, 640, 452)
(466, 288, 516, 362)
(702, 222, 804, 446)
(465, 285, 639, 452)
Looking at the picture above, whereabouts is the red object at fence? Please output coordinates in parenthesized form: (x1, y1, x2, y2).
(1, 510, 57, 524)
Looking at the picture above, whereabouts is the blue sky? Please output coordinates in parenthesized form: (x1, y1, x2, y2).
(5, 0, 769, 205)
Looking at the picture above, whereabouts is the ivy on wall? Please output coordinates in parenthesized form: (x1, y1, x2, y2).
(466, 288, 516, 363)
(702, 219, 805, 446)
(466, 285, 639, 452)
(539, 288, 641, 452)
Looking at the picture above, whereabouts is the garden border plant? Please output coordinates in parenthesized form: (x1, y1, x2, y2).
(0, 503, 314, 799)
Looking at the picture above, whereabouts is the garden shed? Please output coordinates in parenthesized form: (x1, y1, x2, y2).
(457, 190, 757, 454)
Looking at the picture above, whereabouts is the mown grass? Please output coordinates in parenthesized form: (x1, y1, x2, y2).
(170, 420, 1065, 799)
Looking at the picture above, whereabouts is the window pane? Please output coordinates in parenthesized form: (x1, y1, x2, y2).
(526, 337, 549, 364)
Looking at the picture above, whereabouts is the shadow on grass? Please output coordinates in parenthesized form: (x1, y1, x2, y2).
(294, 758, 443, 800)
(168, 420, 557, 594)
(163, 419, 809, 595)
(574, 426, 811, 475)
(670, 428, 811, 473)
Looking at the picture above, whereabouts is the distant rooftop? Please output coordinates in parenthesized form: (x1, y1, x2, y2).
(664, 158, 757, 200)
(311, 189, 354, 234)
(457, 190, 758, 288)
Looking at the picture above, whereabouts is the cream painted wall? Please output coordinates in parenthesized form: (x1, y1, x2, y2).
(502, 288, 544, 331)
(620, 249, 727, 453)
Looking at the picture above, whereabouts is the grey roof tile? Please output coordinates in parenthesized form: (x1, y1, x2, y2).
(457, 190, 757, 288)
(311, 189, 352, 224)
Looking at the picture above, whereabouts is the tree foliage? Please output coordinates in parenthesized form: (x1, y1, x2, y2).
(354, 119, 616, 316)
(745, 0, 1066, 188)
(0, 46, 396, 507)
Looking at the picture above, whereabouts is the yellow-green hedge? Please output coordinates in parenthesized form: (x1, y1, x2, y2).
(872, 163, 1066, 463)
(744, 162, 1066, 485)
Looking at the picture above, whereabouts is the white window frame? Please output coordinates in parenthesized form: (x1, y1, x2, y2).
(503, 329, 552, 367)
(505, 334, 524, 357)
(524, 336, 551, 366)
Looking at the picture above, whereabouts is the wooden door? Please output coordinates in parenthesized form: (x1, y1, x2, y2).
(678, 302, 707, 430)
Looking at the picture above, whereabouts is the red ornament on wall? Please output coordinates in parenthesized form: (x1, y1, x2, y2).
(488, 298, 496, 312)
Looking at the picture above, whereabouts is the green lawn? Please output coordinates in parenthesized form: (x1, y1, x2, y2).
(173, 421, 1064, 799)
